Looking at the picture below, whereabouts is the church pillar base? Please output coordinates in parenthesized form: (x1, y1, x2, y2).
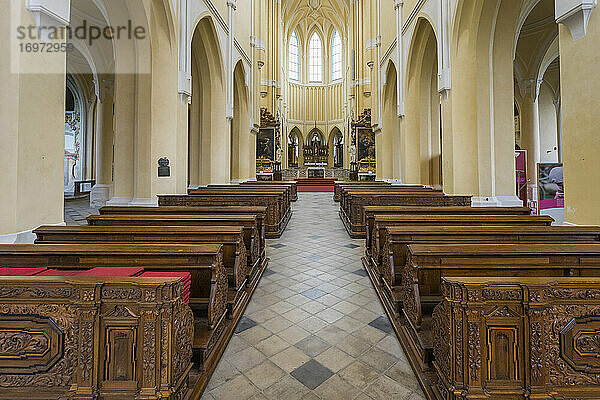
(0, 222, 66, 244)
(90, 184, 113, 208)
(471, 195, 524, 208)
(383, 179, 403, 184)
(129, 198, 159, 207)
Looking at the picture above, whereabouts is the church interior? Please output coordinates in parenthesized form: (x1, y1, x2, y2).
(2, 0, 600, 398)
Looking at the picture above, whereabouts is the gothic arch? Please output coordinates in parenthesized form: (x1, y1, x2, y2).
(327, 127, 343, 168)
(231, 60, 252, 181)
(189, 16, 229, 186)
(288, 127, 304, 167)
(404, 17, 441, 186)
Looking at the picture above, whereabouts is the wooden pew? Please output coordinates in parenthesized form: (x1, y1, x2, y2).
(368, 214, 554, 269)
(189, 185, 291, 207)
(86, 214, 265, 283)
(339, 186, 441, 216)
(372, 225, 600, 324)
(340, 188, 445, 236)
(33, 225, 249, 317)
(340, 191, 471, 238)
(98, 205, 267, 257)
(396, 243, 600, 378)
(0, 243, 226, 369)
(432, 276, 600, 400)
(363, 205, 532, 250)
(0, 276, 193, 400)
(199, 185, 293, 209)
(333, 181, 392, 202)
(159, 193, 291, 238)
(240, 180, 298, 201)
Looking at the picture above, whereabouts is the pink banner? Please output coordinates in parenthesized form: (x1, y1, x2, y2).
(540, 198, 564, 210)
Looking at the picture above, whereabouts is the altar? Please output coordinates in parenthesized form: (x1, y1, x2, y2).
(306, 165, 326, 178)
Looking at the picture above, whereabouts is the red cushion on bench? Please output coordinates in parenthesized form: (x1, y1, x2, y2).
(36, 270, 82, 276)
(139, 271, 191, 303)
(77, 267, 144, 277)
(37, 267, 144, 277)
(0, 267, 48, 276)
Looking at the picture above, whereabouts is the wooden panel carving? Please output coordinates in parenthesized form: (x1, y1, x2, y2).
(104, 327, 137, 382)
(0, 315, 64, 374)
(0, 277, 193, 400)
(433, 277, 600, 399)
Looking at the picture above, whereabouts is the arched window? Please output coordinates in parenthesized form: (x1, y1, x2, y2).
(331, 31, 342, 81)
(289, 30, 300, 81)
(309, 33, 323, 82)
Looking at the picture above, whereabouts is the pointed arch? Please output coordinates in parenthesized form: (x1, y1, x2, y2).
(381, 60, 400, 180)
(189, 16, 229, 186)
(231, 61, 251, 181)
(288, 127, 303, 167)
(328, 127, 344, 168)
(404, 17, 442, 185)
(307, 128, 325, 146)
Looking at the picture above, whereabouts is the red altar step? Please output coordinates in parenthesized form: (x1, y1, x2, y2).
(296, 178, 336, 193)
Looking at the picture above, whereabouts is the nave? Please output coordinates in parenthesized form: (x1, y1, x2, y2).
(201, 193, 423, 399)
(61, 192, 424, 399)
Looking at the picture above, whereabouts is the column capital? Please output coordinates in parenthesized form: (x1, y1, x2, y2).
(94, 77, 114, 103)
(518, 78, 543, 101)
(26, 0, 71, 41)
(227, 0, 237, 10)
(394, 0, 404, 10)
(555, 0, 597, 40)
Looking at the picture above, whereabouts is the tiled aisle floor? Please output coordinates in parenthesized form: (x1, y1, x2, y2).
(203, 193, 424, 400)
(64, 197, 98, 226)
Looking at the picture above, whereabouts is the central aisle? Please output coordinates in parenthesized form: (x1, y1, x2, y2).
(202, 193, 424, 400)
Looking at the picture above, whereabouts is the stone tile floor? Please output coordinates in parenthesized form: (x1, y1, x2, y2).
(64, 196, 98, 226)
(203, 193, 424, 400)
(63, 192, 425, 399)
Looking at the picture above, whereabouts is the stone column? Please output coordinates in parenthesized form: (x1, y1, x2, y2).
(226, 0, 236, 120)
(395, 0, 404, 117)
(90, 78, 114, 208)
(0, 1, 69, 242)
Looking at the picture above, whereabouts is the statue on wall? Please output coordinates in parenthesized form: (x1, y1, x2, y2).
(349, 144, 356, 164)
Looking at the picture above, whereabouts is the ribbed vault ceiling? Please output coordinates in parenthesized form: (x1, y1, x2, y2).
(282, 0, 349, 35)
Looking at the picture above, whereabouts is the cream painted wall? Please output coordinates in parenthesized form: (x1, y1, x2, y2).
(380, 0, 396, 58)
(559, 11, 600, 225)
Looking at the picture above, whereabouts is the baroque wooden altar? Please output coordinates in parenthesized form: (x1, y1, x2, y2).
(351, 109, 376, 174)
(257, 109, 280, 173)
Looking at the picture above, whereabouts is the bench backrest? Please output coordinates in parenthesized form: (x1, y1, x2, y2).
(0, 243, 227, 328)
